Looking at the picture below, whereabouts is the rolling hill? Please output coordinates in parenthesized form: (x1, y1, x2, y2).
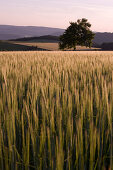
(0, 25, 64, 40)
(94, 32, 113, 44)
(0, 25, 113, 46)
(0, 41, 47, 51)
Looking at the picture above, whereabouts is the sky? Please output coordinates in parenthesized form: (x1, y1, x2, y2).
(0, 0, 113, 32)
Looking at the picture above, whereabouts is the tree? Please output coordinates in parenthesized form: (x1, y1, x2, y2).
(59, 18, 95, 50)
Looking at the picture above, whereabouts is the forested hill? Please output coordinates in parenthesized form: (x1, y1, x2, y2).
(10, 35, 59, 42)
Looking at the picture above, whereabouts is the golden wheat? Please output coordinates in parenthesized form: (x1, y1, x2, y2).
(0, 51, 113, 170)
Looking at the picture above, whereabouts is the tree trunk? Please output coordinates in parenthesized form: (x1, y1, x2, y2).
(74, 46, 76, 51)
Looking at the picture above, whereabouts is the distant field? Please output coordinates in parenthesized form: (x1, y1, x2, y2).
(13, 42, 59, 51)
(0, 51, 113, 169)
(0, 40, 101, 51)
(0, 41, 39, 51)
(13, 42, 101, 51)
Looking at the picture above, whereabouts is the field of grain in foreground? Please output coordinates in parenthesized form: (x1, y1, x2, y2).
(0, 51, 113, 170)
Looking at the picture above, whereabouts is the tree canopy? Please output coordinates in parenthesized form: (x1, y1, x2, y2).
(59, 18, 95, 50)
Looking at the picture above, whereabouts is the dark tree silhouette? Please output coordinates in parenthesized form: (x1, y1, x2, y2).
(59, 18, 95, 50)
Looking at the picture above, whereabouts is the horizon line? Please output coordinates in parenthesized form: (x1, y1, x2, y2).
(0, 24, 113, 33)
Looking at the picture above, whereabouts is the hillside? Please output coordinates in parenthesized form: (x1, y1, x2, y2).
(10, 35, 59, 43)
(0, 41, 48, 51)
(94, 32, 113, 44)
(1, 25, 113, 45)
(0, 25, 64, 40)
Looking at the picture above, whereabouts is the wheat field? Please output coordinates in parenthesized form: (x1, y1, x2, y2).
(0, 51, 113, 170)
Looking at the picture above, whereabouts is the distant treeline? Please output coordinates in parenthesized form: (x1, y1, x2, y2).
(101, 42, 113, 50)
(10, 35, 59, 42)
(93, 42, 113, 50)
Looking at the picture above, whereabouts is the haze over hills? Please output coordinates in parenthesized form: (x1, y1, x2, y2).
(0, 25, 64, 40)
(1, 25, 113, 45)
(94, 32, 113, 45)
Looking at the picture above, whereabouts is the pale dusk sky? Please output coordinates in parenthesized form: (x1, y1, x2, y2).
(0, 0, 113, 32)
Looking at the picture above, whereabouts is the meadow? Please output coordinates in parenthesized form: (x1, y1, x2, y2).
(11, 42, 100, 51)
(0, 51, 113, 170)
(0, 40, 100, 51)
